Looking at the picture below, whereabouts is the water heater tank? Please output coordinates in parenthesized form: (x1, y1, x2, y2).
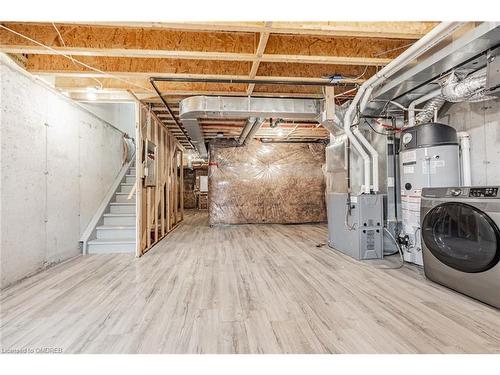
(399, 123, 460, 265)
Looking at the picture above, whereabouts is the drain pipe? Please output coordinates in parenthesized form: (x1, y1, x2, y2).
(343, 22, 463, 193)
(457, 132, 472, 186)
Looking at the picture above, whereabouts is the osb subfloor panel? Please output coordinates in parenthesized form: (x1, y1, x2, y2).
(1, 211, 500, 354)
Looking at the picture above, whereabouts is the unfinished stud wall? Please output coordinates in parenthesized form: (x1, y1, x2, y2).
(0, 56, 125, 288)
(136, 106, 184, 255)
(208, 140, 327, 225)
(439, 99, 500, 185)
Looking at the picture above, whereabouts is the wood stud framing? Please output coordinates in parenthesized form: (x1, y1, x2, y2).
(246, 22, 272, 95)
(137, 104, 185, 255)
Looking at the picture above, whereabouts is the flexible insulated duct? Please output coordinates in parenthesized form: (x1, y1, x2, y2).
(413, 68, 495, 126)
(441, 68, 495, 103)
(415, 95, 446, 124)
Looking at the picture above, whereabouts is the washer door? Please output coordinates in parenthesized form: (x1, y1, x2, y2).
(422, 202, 500, 273)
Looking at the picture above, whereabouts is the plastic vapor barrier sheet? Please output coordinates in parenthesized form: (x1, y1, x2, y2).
(208, 140, 327, 225)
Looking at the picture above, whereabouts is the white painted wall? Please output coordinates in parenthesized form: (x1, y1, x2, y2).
(80, 102, 136, 137)
(439, 98, 500, 186)
(0, 55, 125, 288)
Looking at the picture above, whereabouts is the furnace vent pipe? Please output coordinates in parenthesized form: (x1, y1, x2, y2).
(353, 127, 379, 193)
(343, 22, 464, 194)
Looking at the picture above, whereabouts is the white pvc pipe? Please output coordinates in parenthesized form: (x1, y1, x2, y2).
(344, 22, 464, 193)
(346, 123, 372, 194)
(457, 131, 472, 186)
(408, 89, 442, 127)
(353, 127, 379, 192)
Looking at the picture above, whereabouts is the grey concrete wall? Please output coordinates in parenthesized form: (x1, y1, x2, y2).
(80, 102, 136, 137)
(0, 55, 124, 288)
(439, 98, 500, 186)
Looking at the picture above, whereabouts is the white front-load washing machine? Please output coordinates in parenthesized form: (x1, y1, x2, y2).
(421, 186, 500, 308)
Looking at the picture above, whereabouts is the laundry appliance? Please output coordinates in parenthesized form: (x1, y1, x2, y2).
(421, 186, 500, 308)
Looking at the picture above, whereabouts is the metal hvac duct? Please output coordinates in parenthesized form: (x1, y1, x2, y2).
(441, 68, 496, 103)
(179, 96, 324, 157)
(179, 96, 321, 119)
(412, 67, 495, 126)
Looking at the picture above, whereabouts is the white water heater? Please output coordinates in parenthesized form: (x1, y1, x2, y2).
(399, 123, 460, 265)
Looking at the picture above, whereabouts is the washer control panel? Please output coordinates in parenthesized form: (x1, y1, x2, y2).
(469, 187, 499, 198)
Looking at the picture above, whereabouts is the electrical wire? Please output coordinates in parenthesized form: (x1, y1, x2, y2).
(51, 23, 103, 90)
(0, 24, 152, 93)
(344, 203, 356, 231)
(373, 42, 414, 57)
(362, 119, 399, 136)
(352, 65, 369, 80)
(322, 66, 368, 84)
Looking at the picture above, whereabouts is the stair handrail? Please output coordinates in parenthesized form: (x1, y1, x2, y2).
(80, 152, 136, 254)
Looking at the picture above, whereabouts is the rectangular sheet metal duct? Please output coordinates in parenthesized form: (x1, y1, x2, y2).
(179, 96, 323, 158)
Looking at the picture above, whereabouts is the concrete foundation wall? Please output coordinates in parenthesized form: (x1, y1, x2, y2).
(80, 102, 136, 137)
(439, 98, 500, 186)
(0, 56, 125, 288)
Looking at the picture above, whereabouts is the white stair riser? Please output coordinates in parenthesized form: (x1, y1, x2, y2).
(115, 194, 136, 203)
(104, 215, 136, 225)
(97, 227, 136, 240)
(88, 242, 135, 254)
(125, 176, 136, 183)
(129, 167, 136, 174)
(120, 184, 134, 193)
(109, 204, 135, 214)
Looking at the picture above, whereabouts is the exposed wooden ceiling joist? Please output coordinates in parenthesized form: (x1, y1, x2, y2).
(246, 23, 272, 95)
(58, 21, 439, 39)
(0, 21, 439, 143)
(1, 23, 411, 66)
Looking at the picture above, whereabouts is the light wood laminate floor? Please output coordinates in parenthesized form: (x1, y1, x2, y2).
(1, 211, 499, 353)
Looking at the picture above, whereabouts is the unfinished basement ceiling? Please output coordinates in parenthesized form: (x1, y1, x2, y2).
(0, 21, 438, 144)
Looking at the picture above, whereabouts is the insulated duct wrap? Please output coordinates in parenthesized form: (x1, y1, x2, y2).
(441, 69, 495, 103)
(414, 68, 495, 125)
(208, 140, 326, 225)
(415, 96, 446, 124)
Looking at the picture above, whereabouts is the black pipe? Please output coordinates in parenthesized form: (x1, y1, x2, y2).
(360, 115, 398, 120)
(260, 139, 326, 144)
(149, 75, 353, 151)
(150, 76, 356, 87)
(149, 79, 196, 150)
